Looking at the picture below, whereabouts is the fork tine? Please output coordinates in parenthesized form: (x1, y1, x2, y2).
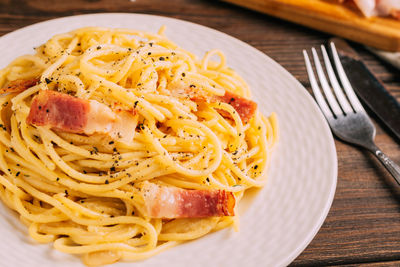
(303, 50, 334, 119)
(311, 47, 342, 116)
(320, 45, 353, 114)
(330, 42, 365, 112)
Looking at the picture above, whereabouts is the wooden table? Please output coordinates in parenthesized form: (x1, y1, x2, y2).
(1, 0, 399, 266)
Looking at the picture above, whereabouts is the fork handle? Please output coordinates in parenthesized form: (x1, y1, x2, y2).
(371, 148, 400, 185)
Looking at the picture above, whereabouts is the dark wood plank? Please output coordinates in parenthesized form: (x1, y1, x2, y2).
(0, 0, 399, 265)
(344, 261, 400, 266)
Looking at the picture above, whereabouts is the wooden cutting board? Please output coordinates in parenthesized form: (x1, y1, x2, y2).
(222, 0, 400, 52)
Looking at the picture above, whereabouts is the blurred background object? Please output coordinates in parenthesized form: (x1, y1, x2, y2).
(222, 0, 400, 51)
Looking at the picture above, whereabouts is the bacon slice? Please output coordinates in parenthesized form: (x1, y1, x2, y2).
(213, 91, 258, 124)
(141, 182, 235, 218)
(27, 90, 137, 143)
(0, 78, 39, 94)
(169, 86, 257, 124)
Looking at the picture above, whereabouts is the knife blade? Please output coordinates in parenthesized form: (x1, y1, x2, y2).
(329, 37, 400, 142)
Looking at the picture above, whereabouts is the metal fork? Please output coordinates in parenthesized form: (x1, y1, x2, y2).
(303, 43, 400, 185)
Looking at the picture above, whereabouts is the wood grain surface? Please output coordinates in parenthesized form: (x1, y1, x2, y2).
(0, 0, 399, 266)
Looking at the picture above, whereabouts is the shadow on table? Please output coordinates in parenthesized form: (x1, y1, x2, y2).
(363, 150, 400, 202)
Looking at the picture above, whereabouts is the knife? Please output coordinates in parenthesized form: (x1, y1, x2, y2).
(329, 37, 400, 142)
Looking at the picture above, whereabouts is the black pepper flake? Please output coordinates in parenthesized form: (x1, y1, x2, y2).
(146, 164, 150, 168)
(181, 72, 186, 77)
(258, 126, 261, 130)
(131, 211, 135, 215)
(38, 106, 42, 110)
(149, 43, 153, 47)
(46, 109, 49, 113)
(109, 141, 114, 145)
(110, 166, 116, 172)
(134, 101, 139, 108)
(113, 147, 118, 153)
(105, 180, 109, 184)
(80, 200, 85, 203)
(159, 57, 165, 61)
(96, 46, 101, 50)
(65, 190, 68, 196)
(230, 97, 235, 103)
(56, 177, 60, 181)
(83, 170, 87, 174)
(147, 52, 151, 55)
(130, 196, 134, 199)
(189, 84, 196, 88)
(45, 78, 52, 84)
(15, 171, 20, 177)
(206, 177, 210, 183)
(110, 215, 114, 218)
(254, 165, 259, 170)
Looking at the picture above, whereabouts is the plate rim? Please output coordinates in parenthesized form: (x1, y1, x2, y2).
(0, 12, 338, 267)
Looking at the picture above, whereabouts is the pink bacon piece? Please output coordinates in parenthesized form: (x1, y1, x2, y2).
(213, 91, 258, 124)
(27, 90, 137, 143)
(0, 78, 39, 94)
(141, 182, 235, 218)
(170, 86, 257, 124)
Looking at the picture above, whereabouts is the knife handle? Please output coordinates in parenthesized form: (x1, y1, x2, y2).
(373, 149, 400, 185)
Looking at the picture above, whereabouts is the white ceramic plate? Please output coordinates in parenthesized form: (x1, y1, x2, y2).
(0, 13, 337, 267)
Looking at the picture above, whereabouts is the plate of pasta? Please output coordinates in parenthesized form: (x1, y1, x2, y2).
(0, 13, 337, 267)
